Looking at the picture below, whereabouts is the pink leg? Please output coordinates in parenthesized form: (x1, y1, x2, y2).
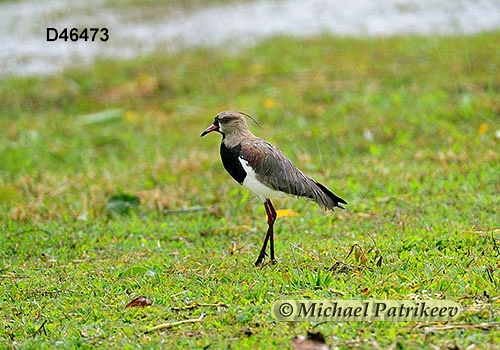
(255, 199, 277, 266)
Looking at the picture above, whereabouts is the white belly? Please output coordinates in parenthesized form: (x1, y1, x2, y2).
(239, 157, 289, 202)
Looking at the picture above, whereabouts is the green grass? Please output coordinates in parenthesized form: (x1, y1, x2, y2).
(1, 31, 499, 349)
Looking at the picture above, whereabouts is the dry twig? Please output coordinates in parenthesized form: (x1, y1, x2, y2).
(171, 302, 228, 311)
(145, 314, 205, 333)
(424, 322, 499, 335)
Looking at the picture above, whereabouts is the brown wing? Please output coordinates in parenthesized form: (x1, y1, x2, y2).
(241, 138, 346, 210)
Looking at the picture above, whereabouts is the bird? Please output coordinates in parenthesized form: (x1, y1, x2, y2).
(201, 111, 347, 266)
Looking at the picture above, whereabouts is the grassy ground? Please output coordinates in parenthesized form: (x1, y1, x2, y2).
(1, 31, 499, 348)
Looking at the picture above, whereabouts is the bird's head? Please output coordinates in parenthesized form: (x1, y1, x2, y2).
(201, 111, 250, 137)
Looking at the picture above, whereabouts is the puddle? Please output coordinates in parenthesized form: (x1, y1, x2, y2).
(1, 0, 499, 76)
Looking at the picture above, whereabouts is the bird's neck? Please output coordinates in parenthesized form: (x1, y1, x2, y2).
(222, 129, 255, 148)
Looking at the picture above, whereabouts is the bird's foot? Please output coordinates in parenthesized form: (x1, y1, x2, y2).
(254, 254, 266, 267)
(254, 255, 278, 267)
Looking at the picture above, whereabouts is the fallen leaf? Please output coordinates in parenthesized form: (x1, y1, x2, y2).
(264, 97, 276, 109)
(124, 111, 139, 122)
(125, 296, 152, 309)
(478, 123, 488, 136)
(276, 209, 300, 218)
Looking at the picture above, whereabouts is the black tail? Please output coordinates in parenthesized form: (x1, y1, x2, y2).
(315, 181, 347, 210)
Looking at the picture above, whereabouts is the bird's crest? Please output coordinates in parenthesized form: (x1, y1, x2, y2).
(239, 111, 263, 130)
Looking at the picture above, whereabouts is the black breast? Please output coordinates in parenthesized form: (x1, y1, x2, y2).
(220, 143, 247, 184)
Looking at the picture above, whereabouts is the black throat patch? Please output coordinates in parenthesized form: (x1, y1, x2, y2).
(220, 142, 247, 184)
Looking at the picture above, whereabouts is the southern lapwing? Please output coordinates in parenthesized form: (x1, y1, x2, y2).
(201, 111, 347, 266)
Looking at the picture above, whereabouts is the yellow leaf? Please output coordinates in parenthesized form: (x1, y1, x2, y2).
(124, 111, 138, 122)
(276, 209, 299, 218)
(137, 73, 155, 87)
(264, 98, 276, 110)
(136, 73, 158, 95)
(478, 123, 488, 136)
